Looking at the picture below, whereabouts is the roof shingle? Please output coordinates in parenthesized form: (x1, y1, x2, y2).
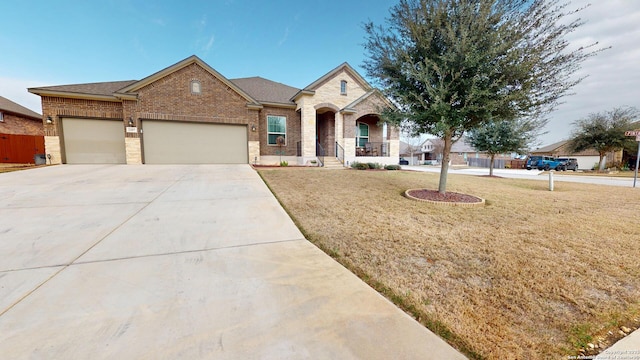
(230, 77, 299, 105)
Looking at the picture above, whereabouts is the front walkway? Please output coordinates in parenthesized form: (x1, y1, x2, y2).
(0, 165, 465, 359)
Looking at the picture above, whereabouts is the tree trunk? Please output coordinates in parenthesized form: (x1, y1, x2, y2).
(438, 134, 454, 194)
(489, 154, 495, 177)
(598, 152, 605, 171)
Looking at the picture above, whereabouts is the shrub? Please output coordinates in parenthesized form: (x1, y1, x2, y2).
(367, 162, 382, 169)
(385, 164, 401, 170)
(280, 161, 289, 167)
(351, 162, 370, 170)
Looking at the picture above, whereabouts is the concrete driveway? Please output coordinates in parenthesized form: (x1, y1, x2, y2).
(0, 165, 465, 359)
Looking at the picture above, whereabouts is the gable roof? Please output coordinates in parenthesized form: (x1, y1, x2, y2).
(341, 89, 394, 114)
(29, 56, 262, 108)
(532, 139, 601, 156)
(292, 62, 372, 101)
(114, 55, 261, 107)
(230, 77, 299, 107)
(0, 96, 41, 120)
(426, 137, 478, 153)
(533, 140, 568, 153)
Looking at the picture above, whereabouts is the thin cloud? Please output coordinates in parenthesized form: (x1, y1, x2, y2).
(204, 35, 215, 52)
(278, 27, 290, 47)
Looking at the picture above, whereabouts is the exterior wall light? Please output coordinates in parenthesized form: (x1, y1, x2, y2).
(46, 116, 53, 124)
(128, 117, 134, 127)
(251, 124, 256, 132)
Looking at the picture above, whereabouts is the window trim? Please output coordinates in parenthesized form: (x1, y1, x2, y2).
(190, 80, 201, 94)
(267, 115, 287, 146)
(356, 122, 369, 147)
(340, 80, 347, 95)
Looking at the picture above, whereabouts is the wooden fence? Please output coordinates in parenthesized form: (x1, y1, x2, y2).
(0, 133, 45, 164)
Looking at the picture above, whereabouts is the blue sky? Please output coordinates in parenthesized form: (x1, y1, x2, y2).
(1, 0, 639, 146)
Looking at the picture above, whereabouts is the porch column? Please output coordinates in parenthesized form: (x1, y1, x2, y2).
(341, 111, 357, 164)
(300, 105, 317, 161)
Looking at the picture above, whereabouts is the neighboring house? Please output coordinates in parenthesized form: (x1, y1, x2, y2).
(530, 140, 619, 170)
(28, 55, 399, 166)
(0, 96, 45, 163)
(0, 96, 43, 136)
(417, 136, 511, 165)
(399, 141, 421, 165)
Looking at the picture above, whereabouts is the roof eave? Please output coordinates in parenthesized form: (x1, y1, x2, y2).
(291, 89, 315, 102)
(114, 93, 138, 101)
(28, 88, 121, 102)
(259, 101, 297, 109)
(246, 103, 264, 110)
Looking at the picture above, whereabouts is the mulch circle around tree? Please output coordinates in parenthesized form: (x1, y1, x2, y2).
(404, 188, 485, 207)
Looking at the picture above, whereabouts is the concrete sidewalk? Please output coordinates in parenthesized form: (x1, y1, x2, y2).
(0, 165, 465, 359)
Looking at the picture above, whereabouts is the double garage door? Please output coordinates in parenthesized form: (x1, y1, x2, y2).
(62, 118, 248, 164)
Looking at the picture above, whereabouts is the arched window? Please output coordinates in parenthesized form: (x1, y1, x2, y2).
(340, 80, 347, 95)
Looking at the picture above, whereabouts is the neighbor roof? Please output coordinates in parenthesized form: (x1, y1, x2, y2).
(0, 95, 41, 119)
(532, 140, 600, 156)
(427, 137, 478, 153)
(533, 140, 568, 153)
(230, 77, 299, 106)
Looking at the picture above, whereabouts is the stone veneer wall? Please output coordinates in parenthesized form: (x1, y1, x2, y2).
(44, 136, 62, 164)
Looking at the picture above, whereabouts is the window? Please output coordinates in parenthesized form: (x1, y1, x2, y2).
(190, 80, 201, 94)
(267, 115, 286, 145)
(356, 123, 369, 147)
(340, 80, 347, 95)
(0, 112, 3, 122)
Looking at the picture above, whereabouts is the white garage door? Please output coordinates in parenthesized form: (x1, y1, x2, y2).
(574, 155, 604, 170)
(62, 118, 126, 164)
(142, 121, 248, 164)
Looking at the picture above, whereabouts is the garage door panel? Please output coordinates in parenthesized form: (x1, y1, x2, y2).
(62, 118, 126, 164)
(143, 121, 247, 164)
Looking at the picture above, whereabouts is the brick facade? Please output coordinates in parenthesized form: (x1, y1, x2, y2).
(29, 56, 399, 166)
(259, 106, 300, 156)
(41, 96, 124, 137)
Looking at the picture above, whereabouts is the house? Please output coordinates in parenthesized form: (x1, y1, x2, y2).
(28, 55, 399, 166)
(0, 96, 43, 136)
(530, 140, 619, 170)
(0, 96, 45, 163)
(418, 137, 508, 165)
(399, 141, 421, 165)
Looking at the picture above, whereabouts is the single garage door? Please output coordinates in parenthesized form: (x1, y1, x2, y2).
(62, 118, 126, 164)
(142, 121, 248, 164)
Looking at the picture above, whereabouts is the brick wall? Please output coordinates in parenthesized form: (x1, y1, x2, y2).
(259, 106, 300, 156)
(135, 63, 256, 132)
(0, 113, 43, 136)
(41, 96, 124, 136)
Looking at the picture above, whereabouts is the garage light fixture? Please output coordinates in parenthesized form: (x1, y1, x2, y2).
(251, 124, 256, 132)
(46, 116, 53, 124)
(128, 117, 134, 127)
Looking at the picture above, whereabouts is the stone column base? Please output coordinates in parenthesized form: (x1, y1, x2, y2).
(44, 136, 62, 164)
(125, 137, 142, 164)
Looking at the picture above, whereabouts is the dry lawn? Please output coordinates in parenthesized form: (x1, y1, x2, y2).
(0, 164, 39, 173)
(258, 168, 640, 359)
